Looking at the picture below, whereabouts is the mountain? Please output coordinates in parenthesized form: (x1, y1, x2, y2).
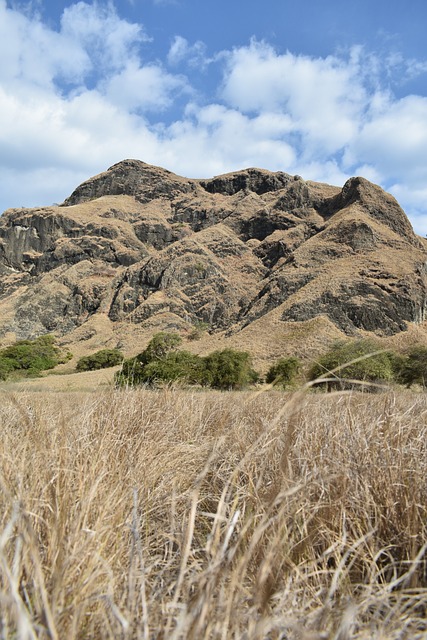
(0, 159, 426, 367)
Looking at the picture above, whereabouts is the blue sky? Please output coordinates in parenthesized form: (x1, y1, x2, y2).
(1, 0, 427, 235)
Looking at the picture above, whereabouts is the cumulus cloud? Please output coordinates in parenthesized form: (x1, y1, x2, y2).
(167, 35, 208, 68)
(220, 40, 367, 156)
(0, 3, 184, 157)
(345, 95, 427, 184)
(0, 1, 86, 90)
(0, 2, 427, 235)
(103, 60, 188, 112)
(60, 1, 148, 76)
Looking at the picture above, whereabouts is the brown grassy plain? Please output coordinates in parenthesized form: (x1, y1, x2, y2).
(0, 385, 426, 639)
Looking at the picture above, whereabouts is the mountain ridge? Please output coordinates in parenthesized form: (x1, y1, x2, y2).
(0, 159, 426, 367)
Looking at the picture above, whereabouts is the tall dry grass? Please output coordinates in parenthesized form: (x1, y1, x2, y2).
(0, 387, 426, 639)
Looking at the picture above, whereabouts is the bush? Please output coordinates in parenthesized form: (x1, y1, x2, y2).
(137, 332, 182, 365)
(397, 346, 427, 388)
(308, 339, 396, 391)
(76, 348, 123, 372)
(115, 357, 146, 387)
(115, 332, 183, 387)
(115, 335, 259, 390)
(0, 335, 70, 380)
(266, 357, 300, 389)
(0, 358, 13, 381)
(202, 349, 259, 390)
(139, 351, 206, 386)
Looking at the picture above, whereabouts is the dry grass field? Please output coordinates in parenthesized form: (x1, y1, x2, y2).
(0, 386, 426, 639)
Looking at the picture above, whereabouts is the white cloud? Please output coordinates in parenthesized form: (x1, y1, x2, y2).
(388, 183, 427, 236)
(221, 40, 367, 156)
(0, 0, 150, 97)
(103, 60, 188, 112)
(350, 164, 384, 185)
(0, 86, 88, 170)
(163, 103, 296, 176)
(167, 35, 208, 68)
(0, 1, 87, 90)
(0, 2, 188, 171)
(384, 51, 427, 84)
(345, 95, 427, 184)
(60, 1, 147, 75)
(168, 36, 190, 65)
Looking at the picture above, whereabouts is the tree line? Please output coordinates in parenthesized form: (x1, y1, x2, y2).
(88, 332, 427, 391)
(1, 332, 427, 390)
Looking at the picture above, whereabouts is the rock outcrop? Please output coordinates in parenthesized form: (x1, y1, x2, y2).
(0, 159, 426, 361)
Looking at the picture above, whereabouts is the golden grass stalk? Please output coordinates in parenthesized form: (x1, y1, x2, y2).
(0, 387, 426, 638)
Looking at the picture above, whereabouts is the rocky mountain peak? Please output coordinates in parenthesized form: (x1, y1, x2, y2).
(327, 176, 419, 244)
(63, 159, 196, 206)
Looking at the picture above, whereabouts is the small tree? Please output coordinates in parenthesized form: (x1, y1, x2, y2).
(115, 332, 182, 387)
(266, 357, 300, 389)
(0, 335, 71, 379)
(115, 356, 147, 387)
(203, 349, 259, 390)
(397, 346, 427, 388)
(140, 351, 206, 386)
(76, 348, 123, 372)
(137, 332, 182, 365)
(308, 339, 396, 391)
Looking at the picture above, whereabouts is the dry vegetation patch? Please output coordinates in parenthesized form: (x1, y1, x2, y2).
(0, 388, 426, 638)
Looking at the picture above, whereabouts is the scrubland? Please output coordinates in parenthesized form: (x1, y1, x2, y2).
(0, 386, 426, 639)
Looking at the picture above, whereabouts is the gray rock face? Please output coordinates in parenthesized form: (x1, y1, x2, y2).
(281, 279, 425, 335)
(108, 227, 265, 329)
(63, 159, 196, 206)
(199, 168, 294, 196)
(0, 206, 147, 274)
(0, 159, 426, 345)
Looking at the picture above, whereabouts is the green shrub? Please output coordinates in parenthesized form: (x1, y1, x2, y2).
(137, 332, 182, 365)
(115, 334, 259, 390)
(266, 357, 300, 389)
(397, 346, 427, 388)
(202, 349, 259, 390)
(115, 332, 183, 387)
(114, 356, 146, 387)
(308, 339, 396, 390)
(0, 335, 69, 380)
(0, 358, 13, 381)
(76, 348, 123, 372)
(139, 351, 206, 386)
